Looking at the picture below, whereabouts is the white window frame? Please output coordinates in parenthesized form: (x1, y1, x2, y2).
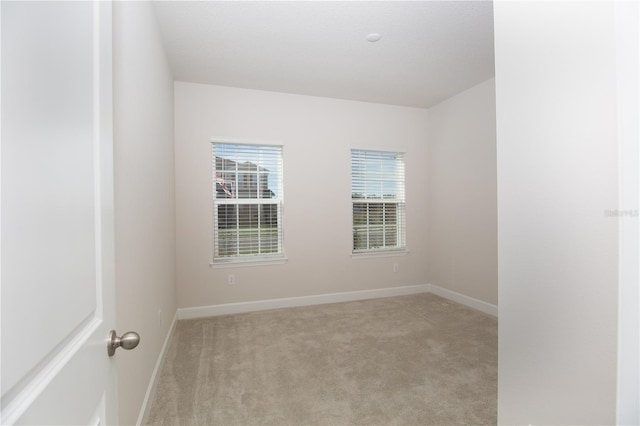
(211, 140, 285, 265)
(351, 149, 407, 255)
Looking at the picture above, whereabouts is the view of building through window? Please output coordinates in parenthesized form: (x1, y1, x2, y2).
(213, 143, 283, 260)
(213, 144, 404, 259)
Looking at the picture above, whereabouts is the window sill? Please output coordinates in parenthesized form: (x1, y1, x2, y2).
(209, 256, 288, 268)
(351, 249, 409, 259)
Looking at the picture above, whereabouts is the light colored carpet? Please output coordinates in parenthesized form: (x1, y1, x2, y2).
(146, 293, 497, 425)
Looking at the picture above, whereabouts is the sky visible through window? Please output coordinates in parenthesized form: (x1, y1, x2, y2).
(215, 143, 281, 198)
(351, 151, 404, 200)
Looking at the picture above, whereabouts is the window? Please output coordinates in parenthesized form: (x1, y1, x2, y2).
(212, 142, 284, 263)
(351, 150, 406, 253)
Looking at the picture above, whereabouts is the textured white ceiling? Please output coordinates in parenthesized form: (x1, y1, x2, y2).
(153, 1, 495, 108)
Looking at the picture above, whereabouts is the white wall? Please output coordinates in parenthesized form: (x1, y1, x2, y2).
(495, 2, 620, 424)
(113, 3, 176, 425)
(174, 83, 429, 308)
(426, 78, 497, 306)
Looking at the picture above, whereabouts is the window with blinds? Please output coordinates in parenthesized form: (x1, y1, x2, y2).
(351, 150, 406, 253)
(212, 142, 284, 263)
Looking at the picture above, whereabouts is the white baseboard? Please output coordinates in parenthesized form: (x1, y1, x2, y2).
(177, 284, 431, 320)
(428, 284, 498, 317)
(136, 310, 178, 426)
(176, 284, 499, 320)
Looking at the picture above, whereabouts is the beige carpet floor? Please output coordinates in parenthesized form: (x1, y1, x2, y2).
(146, 293, 497, 425)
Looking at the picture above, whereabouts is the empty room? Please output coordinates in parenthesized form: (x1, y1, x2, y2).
(1, 1, 638, 425)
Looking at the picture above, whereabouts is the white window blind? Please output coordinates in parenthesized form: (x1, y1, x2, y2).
(351, 150, 406, 253)
(212, 142, 284, 262)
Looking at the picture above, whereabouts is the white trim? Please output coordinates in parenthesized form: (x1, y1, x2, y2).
(177, 284, 431, 320)
(210, 137, 283, 148)
(92, 0, 104, 321)
(176, 284, 499, 320)
(209, 256, 288, 268)
(427, 284, 498, 317)
(351, 250, 409, 259)
(136, 310, 178, 426)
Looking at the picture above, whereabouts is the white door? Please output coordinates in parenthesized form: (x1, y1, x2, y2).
(1, 1, 121, 424)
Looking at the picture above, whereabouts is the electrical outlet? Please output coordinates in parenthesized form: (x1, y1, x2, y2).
(227, 274, 235, 285)
(393, 263, 399, 273)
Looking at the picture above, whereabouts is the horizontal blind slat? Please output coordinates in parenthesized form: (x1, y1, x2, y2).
(213, 142, 284, 260)
(351, 150, 406, 253)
